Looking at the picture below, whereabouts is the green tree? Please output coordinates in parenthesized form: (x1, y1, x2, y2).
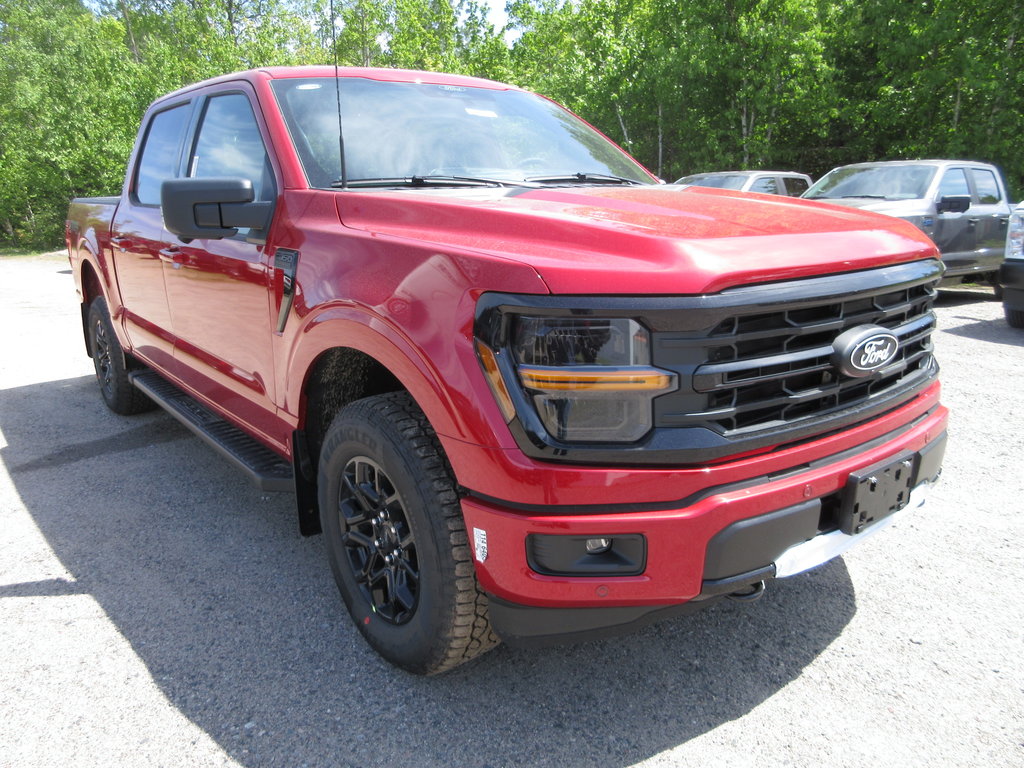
(830, 0, 1023, 197)
(0, 0, 141, 245)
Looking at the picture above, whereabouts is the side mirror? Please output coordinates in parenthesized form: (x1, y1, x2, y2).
(161, 177, 272, 240)
(936, 195, 971, 214)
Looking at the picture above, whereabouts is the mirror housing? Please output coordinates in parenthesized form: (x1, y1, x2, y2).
(161, 177, 272, 240)
(936, 194, 971, 214)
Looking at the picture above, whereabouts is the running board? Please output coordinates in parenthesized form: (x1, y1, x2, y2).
(130, 370, 293, 492)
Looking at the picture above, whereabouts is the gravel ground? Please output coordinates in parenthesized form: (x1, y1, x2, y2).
(1, 253, 1021, 768)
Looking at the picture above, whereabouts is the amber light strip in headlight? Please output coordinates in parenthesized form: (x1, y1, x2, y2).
(475, 340, 517, 422)
(519, 366, 674, 392)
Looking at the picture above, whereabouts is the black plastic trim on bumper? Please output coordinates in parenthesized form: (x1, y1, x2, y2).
(1000, 260, 1024, 289)
(702, 500, 821, 581)
(487, 594, 713, 648)
(1000, 261, 1024, 311)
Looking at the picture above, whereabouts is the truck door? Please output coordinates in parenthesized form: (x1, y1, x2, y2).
(110, 101, 192, 369)
(931, 166, 975, 272)
(161, 88, 283, 445)
(968, 167, 1011, 275)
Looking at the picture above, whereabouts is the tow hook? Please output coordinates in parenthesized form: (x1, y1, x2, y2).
(727, 580, 766, 602)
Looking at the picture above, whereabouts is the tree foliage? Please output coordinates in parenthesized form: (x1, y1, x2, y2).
(1, 0, 1021, 248)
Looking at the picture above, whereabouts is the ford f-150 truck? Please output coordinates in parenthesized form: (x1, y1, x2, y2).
(66, 67, 948, 675)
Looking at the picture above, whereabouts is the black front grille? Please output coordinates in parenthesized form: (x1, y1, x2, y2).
(653, 263, 940, 440)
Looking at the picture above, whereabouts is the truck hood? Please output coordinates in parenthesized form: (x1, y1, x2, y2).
(337, 185, 939, 294)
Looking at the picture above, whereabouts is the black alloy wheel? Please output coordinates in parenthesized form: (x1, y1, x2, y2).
(92, 312, 115, 398)
(338, 456, 419, 624)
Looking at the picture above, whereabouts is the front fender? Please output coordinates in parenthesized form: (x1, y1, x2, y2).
(282, 295, 521, 458)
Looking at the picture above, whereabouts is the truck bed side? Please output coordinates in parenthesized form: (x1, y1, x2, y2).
(66, 196, 121, 348)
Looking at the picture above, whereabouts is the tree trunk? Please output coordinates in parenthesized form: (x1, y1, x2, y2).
(615, 101, 631, 148)
(657, 103, 663, 178)
(117, 0, 141, 63)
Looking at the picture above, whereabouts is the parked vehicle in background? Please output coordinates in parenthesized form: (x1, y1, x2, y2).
(1001, 202, 1024, 328)
(674, 170, 812, 197)
(66, 67, 948, 675)
(803, 160, 1012, 294)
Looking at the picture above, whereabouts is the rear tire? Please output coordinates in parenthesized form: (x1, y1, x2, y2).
(318, 392, 498, 674)
(1006, 306, 1024, 329)
(87, 297, 154, 415)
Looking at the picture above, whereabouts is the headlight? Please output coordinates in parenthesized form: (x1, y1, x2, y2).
(476, 315, 677, 443)
(1008, 210, 1024, 260)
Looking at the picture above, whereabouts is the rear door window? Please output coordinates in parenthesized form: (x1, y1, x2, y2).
(782, 176, 809, 196)
(971, 169, 1002, 204)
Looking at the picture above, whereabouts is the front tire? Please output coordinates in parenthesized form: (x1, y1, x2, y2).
(1006, 306, 1024, 329)
(318, 392, 498, 674)
(87, 297, 154, 415)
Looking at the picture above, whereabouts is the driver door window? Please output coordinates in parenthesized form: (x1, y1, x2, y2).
(189, 93, 275, 237)
(937, 168, 970, 199)
(749, 176, 779, 194)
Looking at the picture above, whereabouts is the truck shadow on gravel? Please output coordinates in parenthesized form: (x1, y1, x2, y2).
(1, 374, 856, 768)
(935, 291, 1023, 347)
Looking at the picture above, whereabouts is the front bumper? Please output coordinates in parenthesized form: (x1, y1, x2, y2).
(1000, 260, 1024, 311)
(462, 402, 947, 645)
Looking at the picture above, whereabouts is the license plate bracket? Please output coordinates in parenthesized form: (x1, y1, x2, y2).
(839, 452, 917, 535)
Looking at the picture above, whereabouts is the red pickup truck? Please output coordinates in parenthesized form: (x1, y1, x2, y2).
(66, 67, 948, 674)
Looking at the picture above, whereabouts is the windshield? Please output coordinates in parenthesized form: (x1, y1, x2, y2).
(270, 77, 654, 188)
(803, 165, 936, 201)
(675, 173, 747, 190)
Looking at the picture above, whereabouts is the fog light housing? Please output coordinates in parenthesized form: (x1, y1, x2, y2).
(526, 534, 646, 576)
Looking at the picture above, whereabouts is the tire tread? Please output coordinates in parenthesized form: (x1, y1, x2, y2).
(321, 391, 498, 675)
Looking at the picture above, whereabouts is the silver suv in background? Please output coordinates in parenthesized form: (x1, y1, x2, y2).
(1000, 202, 1024, 328)
(803, 160, 1012, 293)
(675, 170, 812, 197)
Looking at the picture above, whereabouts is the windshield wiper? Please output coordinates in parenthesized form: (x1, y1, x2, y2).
(839, 194, 888, 199)
(524, 172, 644, 185)
(333, 175, 539, 189)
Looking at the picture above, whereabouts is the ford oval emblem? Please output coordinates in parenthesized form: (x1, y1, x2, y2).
(831, 325, 900, 378)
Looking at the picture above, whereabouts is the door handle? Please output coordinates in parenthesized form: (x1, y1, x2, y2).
(158, 247, 185, 265)
(110, 236, 131, 251)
